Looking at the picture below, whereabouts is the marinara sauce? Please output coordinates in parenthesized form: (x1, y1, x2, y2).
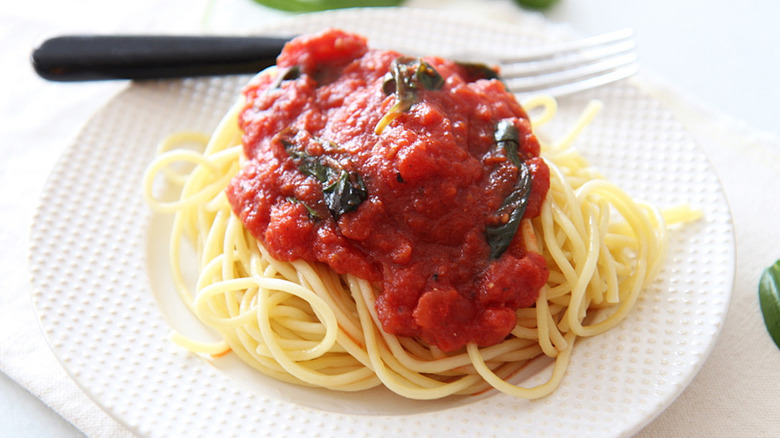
(227, 29, 550, 352)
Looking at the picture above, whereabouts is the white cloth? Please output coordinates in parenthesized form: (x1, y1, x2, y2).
(1, 1, 778, 437)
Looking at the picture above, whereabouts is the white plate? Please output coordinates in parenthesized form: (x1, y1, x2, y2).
(29, 8, 734, 438)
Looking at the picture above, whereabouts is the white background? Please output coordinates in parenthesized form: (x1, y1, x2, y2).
(1, 0, 779, 436)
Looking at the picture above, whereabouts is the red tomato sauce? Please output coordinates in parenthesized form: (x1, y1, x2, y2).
(227, 29, 550, 352)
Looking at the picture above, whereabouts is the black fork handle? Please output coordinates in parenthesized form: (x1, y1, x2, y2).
(31, 35, 290, 82)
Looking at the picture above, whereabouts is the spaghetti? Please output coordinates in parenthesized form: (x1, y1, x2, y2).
(143, 33, 698, 400)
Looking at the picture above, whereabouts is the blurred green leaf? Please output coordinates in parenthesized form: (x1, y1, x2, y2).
(759, 259, 780, 350)
(250, 0, 403, 13)
(513, 0, 559, 10)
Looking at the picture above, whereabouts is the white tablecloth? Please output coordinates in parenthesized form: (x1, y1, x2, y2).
(2, 0, 779, 436)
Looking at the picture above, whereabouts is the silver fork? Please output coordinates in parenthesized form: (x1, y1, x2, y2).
(495, 28, 638, 97)
(32, 30, 637, 96)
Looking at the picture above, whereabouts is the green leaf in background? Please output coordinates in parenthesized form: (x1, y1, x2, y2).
(758, 259, 780, 349)
(250, 0, 404, 13)
(513, 0, 559, 10)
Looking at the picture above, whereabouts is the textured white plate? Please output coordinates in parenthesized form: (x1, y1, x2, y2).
(29, 8, 734, 438)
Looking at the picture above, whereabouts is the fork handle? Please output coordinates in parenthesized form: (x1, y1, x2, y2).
(31, 35, 290, 82)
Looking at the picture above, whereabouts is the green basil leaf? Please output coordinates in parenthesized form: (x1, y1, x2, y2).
(376, 57, 444, 134)
(759, 259, 780, 349)
(386, 57, 442, 110)
(282, 130, 367, 219)
(322, 169, 367, 218)
(486, 119, 532, 259)
(268, 65, 300, 90)
(287, 196, 321, 219)
(282, 137, 329, 182)
(381, 72, 395, 95)
(455, 61, 500, 82)
(493, 119, 522, 167)
(485, 162, 531, 259)
(415, 59, 444, 91)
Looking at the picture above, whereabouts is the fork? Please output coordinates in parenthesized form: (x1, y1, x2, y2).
(495, 28, 637, 97)
(31, 29, 637, 96)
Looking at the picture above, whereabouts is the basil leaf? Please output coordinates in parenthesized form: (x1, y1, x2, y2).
(322, 169, 368, 218)
(486, 162, 531, 259)
(287, 196, 321, 219)
(494, 119, 523, 167)
(415, 59, 445, 91)
(283, 138, 329, 182)
(486, 119, 532, 259)
(268, 65, 300, 90)
(282, 131, 367, 219)
(759, 259, 780, 349)
(455, 61, 500, 82)
(386, 57, 444, 96)
(376, 57, 444, 134)
(381, 72, 395, 95)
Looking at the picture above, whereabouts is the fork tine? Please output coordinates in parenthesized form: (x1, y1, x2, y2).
(512, 63, 639, 97)
(496, 28, 638, 96)
(500, 39, 636, 77)
(497, 28, 635, 63)
(505, 52, 637, 89)
(409, 28, 638, 97)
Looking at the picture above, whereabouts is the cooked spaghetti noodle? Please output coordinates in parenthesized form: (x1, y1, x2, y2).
(143, 89, 698, 399)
